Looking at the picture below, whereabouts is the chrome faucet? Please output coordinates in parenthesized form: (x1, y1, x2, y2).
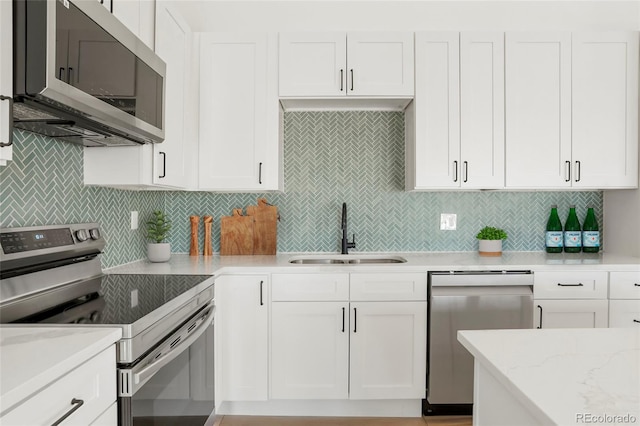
(341, 203, 356, 255)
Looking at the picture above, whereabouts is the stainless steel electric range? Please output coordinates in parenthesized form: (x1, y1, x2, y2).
(0, 223, 215, 426)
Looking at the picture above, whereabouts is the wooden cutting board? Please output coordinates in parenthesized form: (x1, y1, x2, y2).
(246, 198, 278, 255)
(220, 209, 254, 255)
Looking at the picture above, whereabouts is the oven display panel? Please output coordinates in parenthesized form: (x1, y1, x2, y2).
(1, 229, 74, 254)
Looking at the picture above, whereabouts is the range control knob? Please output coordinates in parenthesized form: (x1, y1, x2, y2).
(75, 229, 88, 242)
(89, 228, 101, 240)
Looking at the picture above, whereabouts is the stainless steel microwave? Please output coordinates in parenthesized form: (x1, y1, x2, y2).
(13, 0, 166, 146)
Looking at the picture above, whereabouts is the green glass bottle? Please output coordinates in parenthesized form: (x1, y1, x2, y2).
(545, 205, 563, 253)
(582, 206, 600, 253)
(564, 205, 582, 253)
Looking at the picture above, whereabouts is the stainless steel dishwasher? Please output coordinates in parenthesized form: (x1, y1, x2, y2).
(424, 270, 534, 415)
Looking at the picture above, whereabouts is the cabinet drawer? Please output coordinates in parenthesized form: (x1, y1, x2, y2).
(1, 346, 116, 425)
(609, 300, 640, 328)
(609, 271, 640, 299)
(534, 271, 608, 299)
(272, 273, 349, 301)
(350, 273, 427, 301)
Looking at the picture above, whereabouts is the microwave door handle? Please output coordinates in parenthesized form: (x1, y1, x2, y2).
(131, 304, 215, 392)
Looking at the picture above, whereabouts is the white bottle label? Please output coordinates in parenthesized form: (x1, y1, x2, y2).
(564, 231, 582, 247)
(546, 231, 563, 247)
(583, 231, 600, 247)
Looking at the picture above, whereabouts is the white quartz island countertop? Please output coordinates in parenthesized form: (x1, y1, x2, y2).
(458, 328, 640, 426)
(0, 326, 122, 415)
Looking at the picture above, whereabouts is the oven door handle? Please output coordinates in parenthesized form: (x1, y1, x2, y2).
(132, 303, 215, 391)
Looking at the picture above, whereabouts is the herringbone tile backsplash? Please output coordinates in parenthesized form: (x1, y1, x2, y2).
(167, 111, 604, 254)
(0, 130, 164, 268)
(1, 112, 604, 265)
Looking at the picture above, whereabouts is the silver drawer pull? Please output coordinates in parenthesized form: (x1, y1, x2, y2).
(51, 398, 84, 426)
(557, 283, 584, 287)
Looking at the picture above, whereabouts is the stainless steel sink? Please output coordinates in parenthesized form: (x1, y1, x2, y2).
(288, 255, 407, 265)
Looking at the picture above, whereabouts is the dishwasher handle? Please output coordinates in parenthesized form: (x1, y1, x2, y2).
(430, 271, 533, 287)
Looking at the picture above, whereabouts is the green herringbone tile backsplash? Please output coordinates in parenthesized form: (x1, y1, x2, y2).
(1, 112, 604, 264)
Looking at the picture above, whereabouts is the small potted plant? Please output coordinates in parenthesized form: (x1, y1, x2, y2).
(476, 226, 507, 256)
(146, 210, 172, 262)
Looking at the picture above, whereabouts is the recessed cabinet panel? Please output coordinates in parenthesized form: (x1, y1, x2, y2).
(200, 33, 279, 190)
(460, 32, 505, 188)
(572, 32, 639, 188)
(271, 302, 349, 399)
(608, 300, 640, 328)
(279, 32, 346, 96)
(505, 32, 572, 188)
(535, 299, 609, 328)
(411, 32, 460, 189)
(347, 32, 414, 96)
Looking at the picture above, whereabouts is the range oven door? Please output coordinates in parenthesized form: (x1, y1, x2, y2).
(118, 302, 215, 426)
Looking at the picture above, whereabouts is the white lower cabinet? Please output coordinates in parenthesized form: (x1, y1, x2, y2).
(215, 275, 269, 403)
(271, 301, 349, 399)
(270, 273, 427, 401)
(349, 301, 427, 400)
(0, 346, 116, 425)
(534, 299, 609, 328)
(609, 271, 640, 328)
(90, 403, 117, 425)
(533, 270, 609, 328)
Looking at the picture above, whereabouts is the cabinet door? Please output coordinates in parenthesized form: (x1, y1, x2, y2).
(535, 299, 608, 328)
(349, 301, 427, 400)
(460, 32, 504, 189)
(271, 302, 349, 399)
(609, 300, 640, 328)
(505, 32, 572, 188)
(347, 32, 414, 96)
(411, 32, 460, 189)
(111, 0, 140, 39)
(199, 33, 279, 190)
(0, 0, 12, 166)
(572, 32, 639, 188)
(153, 5, 191, 188)
(216, 275, 268, 402)
(279, 32, 346, 97)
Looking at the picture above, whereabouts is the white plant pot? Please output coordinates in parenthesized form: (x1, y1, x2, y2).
(148, 242, 171, 263)
(478, 239, 503, 256)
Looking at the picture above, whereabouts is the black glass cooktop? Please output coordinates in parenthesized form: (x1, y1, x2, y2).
(16, 274, 213, 325)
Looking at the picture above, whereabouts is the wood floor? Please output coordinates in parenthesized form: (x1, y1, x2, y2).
(217, 415, 472, 426)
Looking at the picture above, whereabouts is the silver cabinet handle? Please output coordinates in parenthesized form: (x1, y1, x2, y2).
(463, 161, 468, 183)
(341, 307, 345, 333)
(575, 160, 581, 182)
(453, 161, 458, 182)
(340, 69, 344, 91)
(565, 161, 571, 182)
(0, 95, 13, 148)
(350, 69, 354, 91)
(258, 162, 263, 185)
(353, 307, 357, 333)
(259, 280, 264, 306)
(51, 398, 84, 426)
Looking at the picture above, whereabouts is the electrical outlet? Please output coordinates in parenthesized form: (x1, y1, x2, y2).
(440, 213, 457, 230)
(131, 211, 139, 230)
(131, 289, 139, 308)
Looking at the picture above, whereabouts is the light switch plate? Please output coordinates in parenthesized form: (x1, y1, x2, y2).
(131, 211, 139, 230)
(440, 213, 457, 230)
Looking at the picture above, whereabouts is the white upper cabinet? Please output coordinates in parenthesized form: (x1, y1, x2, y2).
(279, 32, 414, 98)
(111, 0, 155, 49)
(505, 32, 572, 189)
(0, 0, 13, 166)
(506, 31, 639, 189)
(410, 32, 504, 190)
(459, 32, 505, 189)
(571, 32, 639, 188)
(153, 3, 192, 188)
(408, 32, 460, 189)
(199, 33, 280, 191)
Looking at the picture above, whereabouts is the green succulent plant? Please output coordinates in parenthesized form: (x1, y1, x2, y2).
(475, 226, 507, 241)
(146, 210, 171, 243)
